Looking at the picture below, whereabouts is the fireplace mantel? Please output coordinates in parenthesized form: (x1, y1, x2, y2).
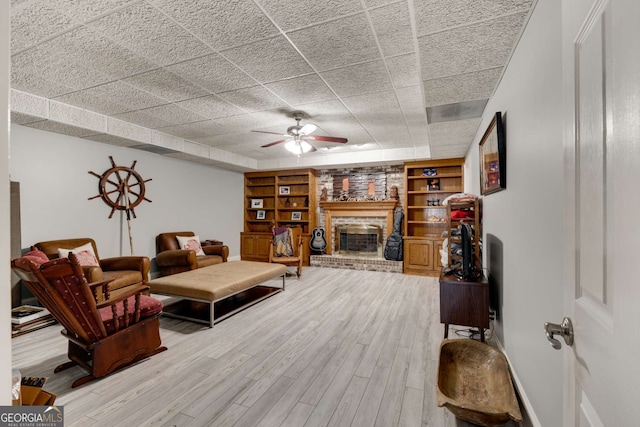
(320, 200, 398, 255)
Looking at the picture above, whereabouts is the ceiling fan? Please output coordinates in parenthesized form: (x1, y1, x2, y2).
(252, 112, 348, 155)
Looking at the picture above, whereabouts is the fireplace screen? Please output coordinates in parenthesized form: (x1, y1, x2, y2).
(336, 224, 382, 256)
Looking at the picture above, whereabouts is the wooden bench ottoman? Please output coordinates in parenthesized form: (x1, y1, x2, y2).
(148, 260, 286, 327)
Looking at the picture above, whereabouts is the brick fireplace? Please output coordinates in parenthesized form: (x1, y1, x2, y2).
(311, 200, 402, 273)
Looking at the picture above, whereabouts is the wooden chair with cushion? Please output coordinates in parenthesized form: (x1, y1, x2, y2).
(156, 231, 229, 277)
(34, 238, 150, 299)
(269, 225, 303, 278)
(11, 250, 167, 388)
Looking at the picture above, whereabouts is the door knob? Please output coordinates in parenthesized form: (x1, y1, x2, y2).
(544, 317, 574, 350)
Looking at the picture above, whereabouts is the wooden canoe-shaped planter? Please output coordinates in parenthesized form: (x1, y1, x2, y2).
(436, 339, 523, 427)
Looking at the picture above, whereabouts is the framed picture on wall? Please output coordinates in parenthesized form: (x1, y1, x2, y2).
(479, 112, 507, 195)
(279, 186, 290, 195)
(256, 210, 266, 220)
(250, 199, 263, 208)
(291, 211, 302, 220)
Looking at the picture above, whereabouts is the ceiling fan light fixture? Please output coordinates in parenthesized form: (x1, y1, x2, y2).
(285, 139, 312, 155)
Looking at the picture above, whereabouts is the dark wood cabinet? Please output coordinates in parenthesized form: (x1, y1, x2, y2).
(439, 272, 489, 341)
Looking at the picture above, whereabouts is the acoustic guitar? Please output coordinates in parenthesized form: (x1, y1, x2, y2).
(309, 227, 327, 253)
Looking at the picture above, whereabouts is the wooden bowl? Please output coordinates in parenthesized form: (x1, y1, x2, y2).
(436, 339, 523, 426)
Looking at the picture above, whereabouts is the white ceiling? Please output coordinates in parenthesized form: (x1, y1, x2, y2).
(10, 0, 534, 171)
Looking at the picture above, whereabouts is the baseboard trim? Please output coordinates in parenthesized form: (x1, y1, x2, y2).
(494, 338, 543, 427)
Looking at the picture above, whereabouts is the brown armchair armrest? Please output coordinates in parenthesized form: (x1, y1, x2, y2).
(100, 256, 150, 278)
(202, 245, 229, 262)
(82, 265, 104, 282)
(156, 250, 198, 269)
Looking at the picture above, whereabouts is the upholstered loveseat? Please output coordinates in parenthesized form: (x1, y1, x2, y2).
(156, 232, 229, 277)
(34, 238, 150, 298)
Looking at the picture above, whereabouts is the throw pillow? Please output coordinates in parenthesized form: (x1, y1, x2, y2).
(57, 242, 99, 266)
(19, 248, 50, 266)
(176, 235, 205, 256)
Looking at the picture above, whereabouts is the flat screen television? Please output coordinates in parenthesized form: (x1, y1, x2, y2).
(461, 223, 475, 280)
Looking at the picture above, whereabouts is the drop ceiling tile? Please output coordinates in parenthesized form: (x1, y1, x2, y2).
(386, 53, 420, 88)
(428, 117, 481, 146)
(423, 67, 502, 107)
(396, 86, 427, 125)
(49, 100, 107, 132)
(290, 99, 353, 120)
(54, 0, 140, 24)
(87, 2, 212, 66)
(418, 12, 528, 79)
(123, 68, 209, 102)
(158, 119, 227, 140)
(166, 53, 256, 94)
(176, 95, 245, 120)
(265, 74, 335, 105)
(11, 89, 49, 118)
(342, 90, 404, 122)
(414, 0, 533, 36)
(11, 112, 44, 125)
(287, 14, 380, 71)
(10, 68, 75, 98)
(82, 133, 142, 147)
(114, 104, 207, 129)
(24, 119, 102, 138)
(210, 110, 293, 135)
(54, 81, 167, 115)
(256, 0, 363, 31)
(107, 118, 151, 143)
(369, 1, 414, 57)
(11, 1, 72, 51)
(12, 43, 113, 90)
(321, 61, 392, 98)
(222, 36, 313, 83)
(151, 0, 279, 50)
(216, 86, 289, 113)
(51, 26, 157, 80)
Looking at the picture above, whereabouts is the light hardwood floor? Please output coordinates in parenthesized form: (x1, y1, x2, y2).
(12, 267, 515, 426)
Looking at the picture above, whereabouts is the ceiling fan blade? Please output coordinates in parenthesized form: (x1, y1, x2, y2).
(252, 130, 287, 136)
(261, 139, 289, 148)
(299, 123, 317, 135)
(308, 144, 317, 153)
(306, 135, 348, 143)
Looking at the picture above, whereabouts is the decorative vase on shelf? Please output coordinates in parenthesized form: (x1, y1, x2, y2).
(285, 197, 290, 207)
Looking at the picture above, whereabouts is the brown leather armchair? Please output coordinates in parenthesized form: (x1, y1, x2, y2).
(156, 231, 229, 277)
(34, 238, 150, 298)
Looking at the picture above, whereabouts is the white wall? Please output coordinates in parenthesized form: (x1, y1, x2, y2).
(1, 0, 11, 405)
(10, 125, 244, 272)
(466, 0, 564, 425)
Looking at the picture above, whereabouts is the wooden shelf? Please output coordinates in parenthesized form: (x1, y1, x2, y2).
(403, 158, 465, 277)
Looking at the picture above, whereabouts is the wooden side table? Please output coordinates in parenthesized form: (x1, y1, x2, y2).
(439, 271, 490, 342)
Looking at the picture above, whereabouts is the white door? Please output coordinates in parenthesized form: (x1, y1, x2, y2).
(562, 0, 640, 425)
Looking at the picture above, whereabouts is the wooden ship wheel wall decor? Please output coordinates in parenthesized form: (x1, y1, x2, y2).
(89, 156, 152, 219)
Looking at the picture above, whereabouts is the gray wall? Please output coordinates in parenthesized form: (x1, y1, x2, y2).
(466, 0, 564, 425)
(9, 125, 244, 275)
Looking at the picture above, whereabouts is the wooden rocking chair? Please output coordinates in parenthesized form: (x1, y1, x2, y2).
(269, 225, 303, 278)
(11, 251, 167, 388)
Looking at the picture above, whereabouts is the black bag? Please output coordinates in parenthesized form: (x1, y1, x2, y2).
(384, 210, 404, 261)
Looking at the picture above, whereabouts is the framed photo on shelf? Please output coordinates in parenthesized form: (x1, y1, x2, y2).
(279, 186, 290, 195)
(250, 199, 263, 208)
(256, 210, 266, 220)
(428, 178, 440, 191)
(291, 211, 302, 220)
(479, 112, 506, 195)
